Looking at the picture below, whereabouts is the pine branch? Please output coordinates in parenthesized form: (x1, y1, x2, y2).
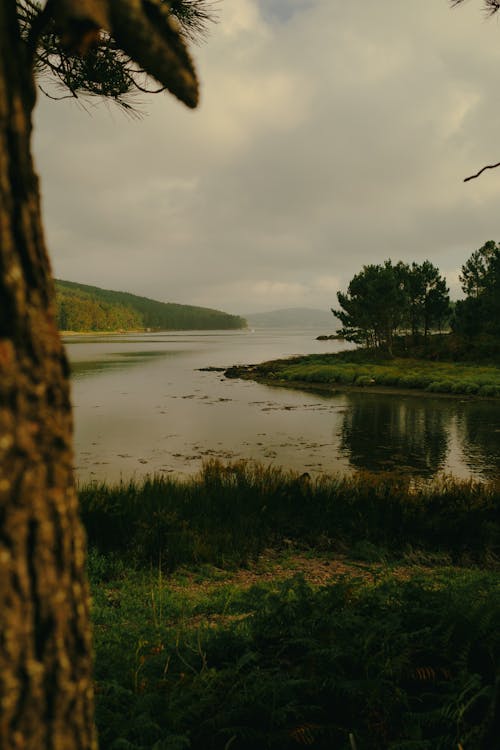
(464, 161, 500, 182)
(17, 0, 217, 111)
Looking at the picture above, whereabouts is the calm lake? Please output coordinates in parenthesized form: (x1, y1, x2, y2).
(65, 330, 500, 483)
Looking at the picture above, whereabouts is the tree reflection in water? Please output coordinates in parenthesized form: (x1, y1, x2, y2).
(340, 394, 450, 478)
(460, 402, 500, 480)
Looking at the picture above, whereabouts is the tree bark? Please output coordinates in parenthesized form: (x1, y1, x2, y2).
(0, 3, 96, 748)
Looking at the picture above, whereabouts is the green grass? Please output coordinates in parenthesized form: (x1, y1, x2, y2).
(91, 564, 500, 749)
(79, 461, 500, 570)
(229, 351, 500, 397)
(83, 463, 500, 748)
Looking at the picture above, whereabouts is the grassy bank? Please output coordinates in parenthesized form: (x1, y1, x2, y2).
(80, 461, 500, 569)
(225, 351, 500, 398)
(83, 463, 500, 749)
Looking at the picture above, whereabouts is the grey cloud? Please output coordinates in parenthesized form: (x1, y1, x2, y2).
(257, 0, 315, 23)
(34, 0, 500, 314)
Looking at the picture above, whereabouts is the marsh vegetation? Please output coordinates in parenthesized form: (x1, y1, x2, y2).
(83, 462, 500, 750)
(228, 349, 500, 398)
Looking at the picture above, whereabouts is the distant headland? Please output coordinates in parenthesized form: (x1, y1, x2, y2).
(55, 279, 246, 332)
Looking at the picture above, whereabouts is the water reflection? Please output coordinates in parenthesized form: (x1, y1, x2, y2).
(460, 402, 500, 479)
(340, 394, 450, 477)
(65, 331, 500, 482)
(70, 349, 180, 379)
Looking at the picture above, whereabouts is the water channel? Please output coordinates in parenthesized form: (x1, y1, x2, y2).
(65, 330, 500, 483)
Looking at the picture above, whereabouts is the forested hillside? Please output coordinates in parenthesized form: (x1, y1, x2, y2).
(55, 280, 246, 332)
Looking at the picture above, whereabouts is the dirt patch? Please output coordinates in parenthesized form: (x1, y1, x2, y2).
(168, 550, 437, 596)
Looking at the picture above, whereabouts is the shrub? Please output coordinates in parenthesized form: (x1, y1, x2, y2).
(354, 375, 374, 386)
(464, 383, 480, 395)
(451, 381, 468, 394)
(398, 374, 428, 388)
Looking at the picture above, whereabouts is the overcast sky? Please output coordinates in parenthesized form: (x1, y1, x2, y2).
(33, 0, 500, 315)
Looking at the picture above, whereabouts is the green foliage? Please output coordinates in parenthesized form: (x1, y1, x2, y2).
(56, 282, 143, 332)
(55, 279, 246, 332)
(17, 0, 216, 111)
(91, 570, 500, 749)
(403, 260, 451, 339)
(459, 240, 498, 299)
(453, 241, 500, 344)
(84, 464, 500, 749)
(245, 352, 500, 398)
(79, 461, 500, 570)
(333, 260, 409, 352)
(332, 260, 450, 353)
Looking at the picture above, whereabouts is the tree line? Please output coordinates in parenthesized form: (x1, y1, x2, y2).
(332, 242, 500, 354)
(332, 259, 450, 353)
(453, 240, 500, 342)
(56, 279, 246, 331)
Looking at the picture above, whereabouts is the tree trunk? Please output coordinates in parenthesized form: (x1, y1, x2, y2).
(0, 3, 96, 748)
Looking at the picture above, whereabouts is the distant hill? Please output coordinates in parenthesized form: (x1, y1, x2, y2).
(55, 279, 246, 332)
(244, 307, 336, 330)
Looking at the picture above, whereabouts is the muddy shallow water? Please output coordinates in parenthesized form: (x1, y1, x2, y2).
(65, 330, 500, 483)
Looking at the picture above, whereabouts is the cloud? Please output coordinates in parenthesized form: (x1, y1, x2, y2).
(33, 0, 500, 314)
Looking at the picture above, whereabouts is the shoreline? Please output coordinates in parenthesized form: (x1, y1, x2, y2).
(224, 352, 500, 401)
(61, 329, 146, 336)
(61, 326, 248, 336)
(230, 372, 497, 400)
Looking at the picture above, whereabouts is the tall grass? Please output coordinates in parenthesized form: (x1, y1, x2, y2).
(85, 461, 500, 748)
(79, 461, 500, 569)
